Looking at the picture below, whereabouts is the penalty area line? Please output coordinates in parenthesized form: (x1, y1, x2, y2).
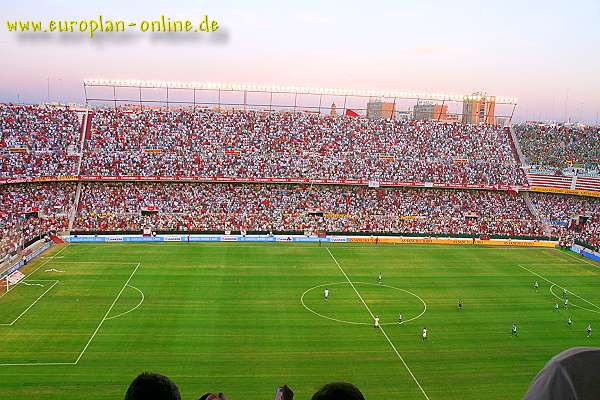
(0, 361, 76, 367)
(518, 264, 600, 312)
(74, 262, 141, 364)
(553, 249, 600, 268)
(326, 247, 431, 400)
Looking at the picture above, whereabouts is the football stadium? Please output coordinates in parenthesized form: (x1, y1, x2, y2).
(2, 2, 600, 400)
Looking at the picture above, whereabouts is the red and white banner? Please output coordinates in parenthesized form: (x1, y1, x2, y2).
(527, 173, 600, 193)
(527, 173, 573, 190)
(576, 176, 600, 192)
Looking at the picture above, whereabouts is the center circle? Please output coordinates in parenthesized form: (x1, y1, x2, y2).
(300, 281, 427, 326)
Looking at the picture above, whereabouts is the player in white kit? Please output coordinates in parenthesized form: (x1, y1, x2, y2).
(374, 316, 380, 328)
(422, 327, 428, 341)
(324, 288, 329, 301)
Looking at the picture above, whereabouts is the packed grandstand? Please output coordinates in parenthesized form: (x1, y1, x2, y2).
(1, 103, 599, 264)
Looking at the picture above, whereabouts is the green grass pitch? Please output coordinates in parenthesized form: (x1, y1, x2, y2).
(0, 243, 599, 400)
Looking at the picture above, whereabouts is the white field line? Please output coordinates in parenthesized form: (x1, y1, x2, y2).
(326, 247, 430, 400)
(0, 262, 142, 367)
(518, 264, 600, 312)
(549, 284, 600, 314)
(74, 262, 141, 364)
(41, 261, 140, 265)
(0, 362, 75, 366)
(553, 249, 600, 268)
(300, 281, 427, 326)
(0, 245, 68, 299)
(105, 285, 145, 321)
(0, 281, 59, 326)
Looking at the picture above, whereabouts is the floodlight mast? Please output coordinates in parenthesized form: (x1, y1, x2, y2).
(82, 78, 518, 122)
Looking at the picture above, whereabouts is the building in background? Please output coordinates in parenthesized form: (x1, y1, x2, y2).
(395, 110, 413, 120)
(462, 93, 496, 125)
(413, 102, 448, 121)
(445, 113, 460, 123)
(367, 100, 395, 120)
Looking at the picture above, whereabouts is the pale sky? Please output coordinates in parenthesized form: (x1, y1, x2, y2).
(1, 0, 599, 122)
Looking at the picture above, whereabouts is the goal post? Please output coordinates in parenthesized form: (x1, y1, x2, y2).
(0, 275, 8, 294)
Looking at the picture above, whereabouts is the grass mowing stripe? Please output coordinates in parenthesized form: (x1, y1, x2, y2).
(326, 247, 431, 400)
(74, 262, 141, 364)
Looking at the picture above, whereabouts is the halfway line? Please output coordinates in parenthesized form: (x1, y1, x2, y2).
(326, 247, 431, 400)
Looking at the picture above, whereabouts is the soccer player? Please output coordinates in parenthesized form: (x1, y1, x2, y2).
(534, 281, 539, 291)
(378, 273, 382, 284)
(587, 323, 592, 338)
(568, 316, 572, 326)
(512, 323, 518, 336)
(458, 300, 463, 311)
(422, 327, 428, 341)
(555, 303, 559, 311)
(324, 288, 329, 301)
(564, 298, 569, 309)
(563, 288, 568, 298)
(374, 316, 380, 328)
(398, 314, 403, 324)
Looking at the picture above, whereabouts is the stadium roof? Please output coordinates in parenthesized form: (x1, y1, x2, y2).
(83, 79, 518, 104)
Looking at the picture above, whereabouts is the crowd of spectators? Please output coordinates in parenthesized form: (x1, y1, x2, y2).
(0, 183, 75, 263)
(80, 109, 526, 186)
(530, 192, 600, 249)
(515, 124, 600, 173)
(73, 182, 541, 237)
(0, 105, 81, 178)
(2, 105, 600, 251)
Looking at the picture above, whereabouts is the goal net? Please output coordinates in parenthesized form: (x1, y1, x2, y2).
(0, 270, 25, 294)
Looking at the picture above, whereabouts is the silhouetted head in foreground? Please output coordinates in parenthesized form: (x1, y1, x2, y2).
(523, 347, 600, 400)
(198, 393, 228, 400)
(125, 372, 181, 400)
(312, 382, 366, 400)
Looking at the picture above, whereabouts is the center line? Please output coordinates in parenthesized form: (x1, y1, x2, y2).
(326, 247, 431, 400)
